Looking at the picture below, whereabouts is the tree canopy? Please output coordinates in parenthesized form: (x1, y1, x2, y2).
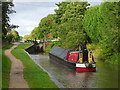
(30, 1, 90, 49)
(29, 1, 119, 64)
(7, 30, 20, 43)
(2, 2, 19, 42)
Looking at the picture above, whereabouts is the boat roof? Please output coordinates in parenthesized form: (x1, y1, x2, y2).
(49, 47, 69, 59)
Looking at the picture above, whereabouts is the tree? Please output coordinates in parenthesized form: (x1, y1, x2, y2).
(83, 2, 119, 62)
(31, 1, 90, 49)
(6, 33, 13, 43)
(83, 5, 102, 43)
(31, 27, 40, 40)
(60, 2, 90, 23)
(53, 1, 90, 48)
(19, 36, 23, 40)
(54, 2, 70, 24)
(6, 30, 20, 43)
(23, 35, 32, 40)
(10, 30, 20, 41)
(2, 2, 18, 41)
(37, 14, 58, 39)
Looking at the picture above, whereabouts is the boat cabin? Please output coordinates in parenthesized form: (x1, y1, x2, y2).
(66, 51, 79, 62)
(49, 47, 94, 63)
(66, 50, 94, 63)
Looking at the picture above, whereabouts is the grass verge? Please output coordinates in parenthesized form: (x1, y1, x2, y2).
(11, 44, 58, 88)
(2, 44, 13, 88)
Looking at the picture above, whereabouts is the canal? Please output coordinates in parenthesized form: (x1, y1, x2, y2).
(29, 53, 118, 88)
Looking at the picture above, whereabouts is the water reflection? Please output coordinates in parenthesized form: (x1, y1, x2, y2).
(29, 54, 118, 88)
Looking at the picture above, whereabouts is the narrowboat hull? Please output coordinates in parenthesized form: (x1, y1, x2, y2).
(49, 53, 96, 72)
(49, 53, 76, 70)
(76, 63, 96, 72)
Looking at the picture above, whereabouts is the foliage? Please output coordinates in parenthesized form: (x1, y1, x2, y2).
(40, 2, 89, 52)
(47, 2, 89, 49)
(60, 2, 89, 23)
(2, 2, 18, 41)
(6, 30, 20, 43)
(10, 30, 20, 40)
(30, 27, 40, 40)
(19, 36, 23, 40)
(39, 14, 58, 39)
(54, 2, 70, 24)
(45, 41, 59, 53)
(83, 5, 102, 43)
(105, 53, 119, 65)
(11, 44, 58, 88)
(30, 1, 119, 64)
(6, 33, 13, 43)
(99, 2, 119, 53)
(83, 2, 119, 64)
(56, 22, 86, 49)
(29, 14, 58, 41)
(23, 34, 32, 40)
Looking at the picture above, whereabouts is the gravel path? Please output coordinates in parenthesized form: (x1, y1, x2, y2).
(5, 45, 29, 88)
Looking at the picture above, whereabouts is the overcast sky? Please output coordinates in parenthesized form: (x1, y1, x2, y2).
(9, 0, 104, 36)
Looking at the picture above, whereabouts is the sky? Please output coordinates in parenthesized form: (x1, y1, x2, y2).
(9, 2, 57, 36)
(9, 0, 104, 37)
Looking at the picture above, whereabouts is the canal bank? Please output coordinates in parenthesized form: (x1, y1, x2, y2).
(2, 45, 13, 88)
(11, 44, 58, 88)
(25, 44, 64, 88)
(5, 45, 29, 88)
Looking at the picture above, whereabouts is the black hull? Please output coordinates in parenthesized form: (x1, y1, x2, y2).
(49, 53, 76, 70)
(49, 47, 96, 72)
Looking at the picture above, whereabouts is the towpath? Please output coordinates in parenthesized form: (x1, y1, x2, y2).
(5, 45, 29, 88)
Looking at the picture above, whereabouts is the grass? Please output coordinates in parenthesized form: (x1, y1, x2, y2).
(2, 44, 13, 88)
(11, 44, 58, 88)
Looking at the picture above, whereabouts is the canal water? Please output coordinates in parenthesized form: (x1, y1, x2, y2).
(29, 54, 118, 88)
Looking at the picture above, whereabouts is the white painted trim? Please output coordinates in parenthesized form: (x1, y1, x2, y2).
(76, 63, 96, 68)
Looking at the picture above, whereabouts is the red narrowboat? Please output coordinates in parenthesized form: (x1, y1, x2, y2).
(49, 47, 96, 72)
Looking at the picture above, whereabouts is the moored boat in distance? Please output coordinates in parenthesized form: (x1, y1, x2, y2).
(49, 47, 96, 72)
